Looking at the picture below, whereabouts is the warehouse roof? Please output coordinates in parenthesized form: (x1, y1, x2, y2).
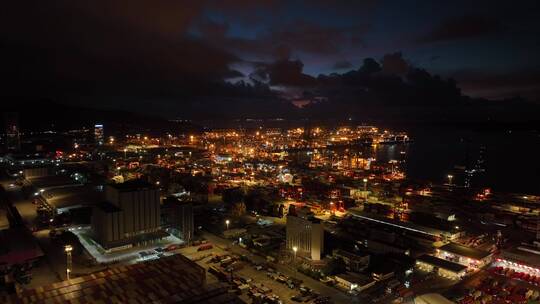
(439, 242, 491, 260)
(3, 254, 242, 303)
(108, 179, 155, 191)
(417, 254, 467, 273)
(40, 185, 104, 210)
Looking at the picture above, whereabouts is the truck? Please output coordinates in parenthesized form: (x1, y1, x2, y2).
(198, 243, 213, 251)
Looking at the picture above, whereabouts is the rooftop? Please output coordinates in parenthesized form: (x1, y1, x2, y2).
(417, 254, 467, 273)
(28, 175, 78, 189)
(333, 249, 369, 260)
(0, 227, 44, 266)
(439, 242, 491, 260)
(108, 179, 155, 191)
(163, 196, 193, 206)
(501, 245, 540, 268)
(40, 185, 104, 209)
(334, 272, 374, 285)
(348, 209, 456, 238)
(414, 293, 455, 304)
(3, 254, 243, 303)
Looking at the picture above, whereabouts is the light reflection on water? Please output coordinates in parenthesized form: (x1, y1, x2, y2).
(325, 128, 540, 195)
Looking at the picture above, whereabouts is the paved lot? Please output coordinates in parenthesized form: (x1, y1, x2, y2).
(71, 225, 183, 264)
(197, 231, 354, 304)
(179, 242, 302, 303)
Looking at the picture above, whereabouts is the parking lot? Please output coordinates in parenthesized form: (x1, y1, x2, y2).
(173, 234, 342, 304)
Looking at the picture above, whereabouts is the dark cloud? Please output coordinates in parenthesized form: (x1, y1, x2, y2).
(196, 19, 368, 60)
(198, 19, 230, 40)
(333, 60, 353, 70)
(208, 0, 281, 11)
(2, 0, 539, 120)
(264, 21, 367, 55)
(206, 0, 283, 24)
(417, 14, 503, 43)
(308, 0, 377, 10)
(0, 1, 242, 100)
(452, 68, 540, 100)
(273, 45, 293, 60)
(381, 52, 410, 75)
(253, 59, 317, 87)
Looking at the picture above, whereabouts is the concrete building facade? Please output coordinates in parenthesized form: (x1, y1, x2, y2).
(286, 211, 324, 261)
(92, 180, 162, 250)
(161, 196, 194, 244)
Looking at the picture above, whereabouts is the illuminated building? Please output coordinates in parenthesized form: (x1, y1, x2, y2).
(415, 254, 467, 280)
(215, 153, 233, 164)
(94, 123, 104, 146)
(286, 209, 324, 261)
(495, 245, 540, 275)
(91, 180, 163, 251)
(437, 242, 492, 269)
(333, 272, 375, 292)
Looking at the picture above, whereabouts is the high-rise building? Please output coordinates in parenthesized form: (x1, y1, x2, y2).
(94, 124, 104, 146)
(286, 208, 324, 261)
(92, 180, 162, 250)
(4, 112, 20, 151)
(161, 196, 194, 244)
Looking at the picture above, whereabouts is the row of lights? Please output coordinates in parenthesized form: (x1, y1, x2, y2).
(497, 258, 540, 273)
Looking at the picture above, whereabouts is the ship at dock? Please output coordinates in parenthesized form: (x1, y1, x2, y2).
(374, 132, 412, 145)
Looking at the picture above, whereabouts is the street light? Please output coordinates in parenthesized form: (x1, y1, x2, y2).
(123, 148, 127, 160)
(64, 245, 73, 280)
(225, 219, 230, 230)
(447, 174, 453, 186)
(363, 178, 368, 191)
(363, 178, 368, 202)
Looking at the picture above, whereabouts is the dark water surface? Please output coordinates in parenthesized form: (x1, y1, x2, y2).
(381, 127, 540, 195)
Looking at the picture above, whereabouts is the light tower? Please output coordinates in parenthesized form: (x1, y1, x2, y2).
(363, 178, 368, 201)
(447, 174, 454, 186)
(64, 245, 73, 280)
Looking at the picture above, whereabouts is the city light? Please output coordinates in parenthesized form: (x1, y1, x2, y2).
(4, 3, 539, 301)
(65, 245, 73, 280)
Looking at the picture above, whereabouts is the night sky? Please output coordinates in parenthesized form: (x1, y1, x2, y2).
(2, 1, 540, 118)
